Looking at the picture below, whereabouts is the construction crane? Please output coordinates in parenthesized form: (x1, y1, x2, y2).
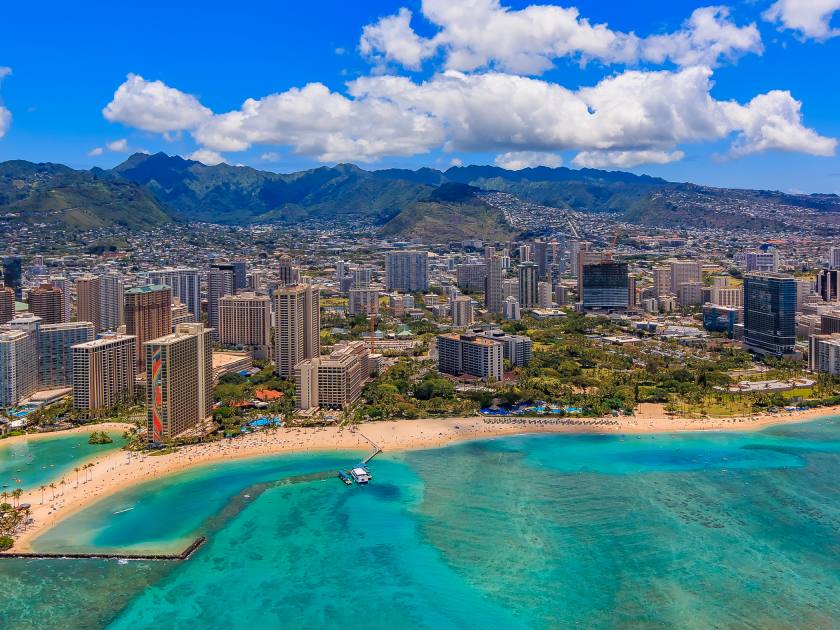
(605, 227, 624, 261)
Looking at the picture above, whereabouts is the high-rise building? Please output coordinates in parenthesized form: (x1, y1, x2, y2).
(745, 251, 779, 273)
(821, 311, 840, 335)
(485, 253, 504, 314)
(28, 283, 64, 325)
(352, 267, 372, 289)
(170, 300, 191, 330)
(518, 262, 538, 309)
(537, 281, 553, 309)
(503, 296, 521, 320)
(38, 321, 94, 388)
(211, 261, 247, 292)
(273, 284, 320, 378)
(669, 260, 702, 294)
(676, 281, 703, 307)
(75, 275, 102, 330)
(149, 268, 200, 321)
(218, 292, 272, 359)
(652, 265, 672, 297)
(206, 268, 235, 341)
(816, 269, 840, 302)
(580, 262, 630, 310)
(335, 260, 347, 283)
(2, 256, 22, 300)
(125, 285, 172, 372)
(0, 328, 38, 407)
(809, 333, 840, 374)
(71, 333, 136, 415)
(0, 285, 13, 324)
(277, 255, 301, 287)
(295, 341, 375, 410)
(349, 288, 379, 316)
(456, 263, 486, 292)
(99, 273, 125, 332)
(385, 251, 428, 292)
(830, 247, 840, 270)
(437, 333, 503, 381)
(711, 285, 743, 308)
(49, 276, 71, 323)
(146, 323, 212, 442)
(743, 272, 796, 355)
(470, 327, 532, 366)
(451, 296, 474, 327)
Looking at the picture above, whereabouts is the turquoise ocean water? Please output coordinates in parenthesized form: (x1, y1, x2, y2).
(0, 431, 125, 491)
(1, 420, 839, 628)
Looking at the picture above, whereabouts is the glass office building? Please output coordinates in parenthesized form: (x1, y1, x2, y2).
(743, 272, 796, 355)
(581, 262, 629, 310)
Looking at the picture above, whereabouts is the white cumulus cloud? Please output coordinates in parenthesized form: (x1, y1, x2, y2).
(359, 0, 762, 74)
(764, 0, 840, 40)
(572, 150, 685, 169)
(495, 151, 563, 170)
(106, 138, 129, 152)
(185, 149, 225, 165)
(103, 73, 212, 133)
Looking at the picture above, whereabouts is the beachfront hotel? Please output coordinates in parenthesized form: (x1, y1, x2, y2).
(71, 332, 137, 415)
(295, 340, 379, 411)
(218, 292, 271, 359)
(125, 284, 172, 373)
(273, 284, 320, 379)
(437, 332, 504, 381)
(145, 322, 212, 443)
(38, 321, 95, 388)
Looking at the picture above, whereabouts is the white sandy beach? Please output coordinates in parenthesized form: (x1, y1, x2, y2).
(8, 405, 840, 552)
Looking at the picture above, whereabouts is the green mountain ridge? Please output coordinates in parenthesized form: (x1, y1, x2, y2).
(2, 152, 839, 238)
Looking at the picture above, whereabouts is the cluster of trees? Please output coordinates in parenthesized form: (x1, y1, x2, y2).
(88, 431, 113, 445)
(212, 365, 294, 434)
(353, 359, 474, 421)
(0, 489, 28, 550)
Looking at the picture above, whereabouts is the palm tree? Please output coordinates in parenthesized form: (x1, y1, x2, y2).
(74, 466, 80, 487)
(11, 489, 22, 508)
(49, 483, 56, 501)
(59, 478, 66, 496)
(0, 491, 8, 506)
(39, 484, 47, 505)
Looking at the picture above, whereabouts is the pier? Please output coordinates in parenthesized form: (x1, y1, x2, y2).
(358, 432, 382, 465)
(0, 536, 206, 561)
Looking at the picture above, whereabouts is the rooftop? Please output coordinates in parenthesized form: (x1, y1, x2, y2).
(126, 284, 169, 294)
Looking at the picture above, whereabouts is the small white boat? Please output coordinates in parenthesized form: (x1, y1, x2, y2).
(113, 507, 134, 515)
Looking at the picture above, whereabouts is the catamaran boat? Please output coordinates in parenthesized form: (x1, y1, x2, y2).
(349, 467, 371, 485)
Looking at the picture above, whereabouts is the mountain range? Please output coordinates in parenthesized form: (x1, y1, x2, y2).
(2, 152, 839, 240)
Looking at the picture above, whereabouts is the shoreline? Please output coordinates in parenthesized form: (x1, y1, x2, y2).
(11, 406, 840, 552)
(0, 422, 132, 448)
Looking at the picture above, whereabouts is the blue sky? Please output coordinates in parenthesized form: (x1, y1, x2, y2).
(1, 0, 839, 192)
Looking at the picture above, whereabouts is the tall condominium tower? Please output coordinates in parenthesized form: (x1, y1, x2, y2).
(484, 252, 504, 314)
(71, 332, 136, 415)
(48, 276, 72, 323)
(218, 292, 272, 359)
(146, 323, 212, 443)
(0, 328, 38, 407)
(452, 296, 474, 327)
(75, 274, 102, 330)
(38, 321, 94, 388)
(385, 251, 429, 292)
(743, 272, 796, 356)
(668, 259, 702, 295)
(277, 255, 301, 287)
(206, 268, 235, 341)
(125, 285, 172, 372)
(149, 268, 200, 321)
(0, 285, 13, 324)
(211, 261, 247, 291)
(99, 273, 125, 332)
(518, 262, 538, 309)
(28, 283, 64, 325)
(273, 284, 320, 378)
